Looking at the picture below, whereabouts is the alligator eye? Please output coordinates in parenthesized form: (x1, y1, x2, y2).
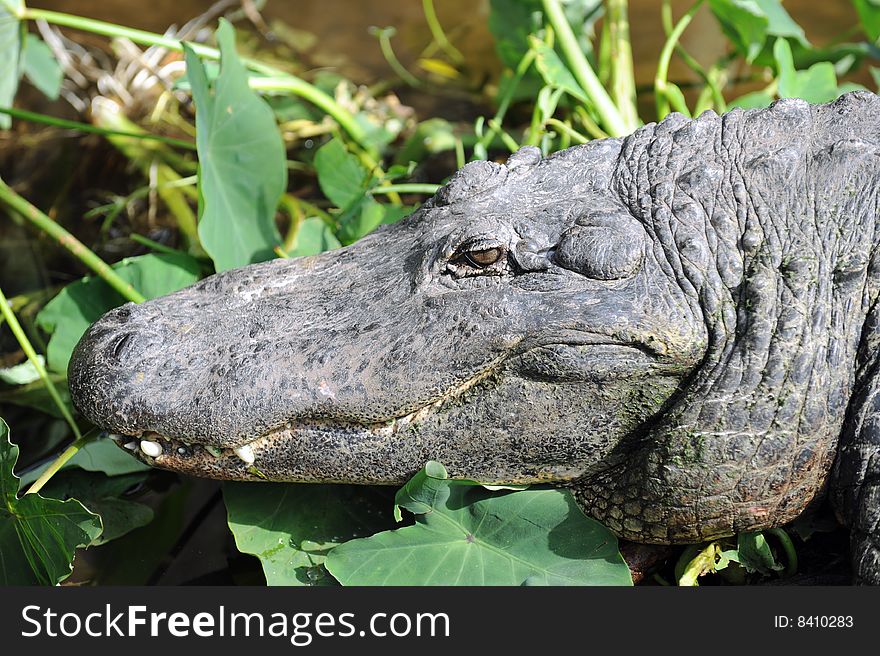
(462, 246, 504, 268)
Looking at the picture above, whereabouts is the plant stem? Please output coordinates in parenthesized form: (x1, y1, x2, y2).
(23, 7, 373, 153)
(26, 434, 95, 496)
(0, 286, 80, 441)
(767, 528, 798, 578)
(655, 0, 706, 120)
(0, 106, 196, 150)
(248, 78, 371, 152)
(370, 27, 422, 88)
(422, 0, 464, 63)
(605, 0, 640, 131)
(541, 0, 628, 137)
(0, 178, 146, 303)
(475, 49, 536, 156)
(661, 0, 727, 114)
(370, 183, 441, 196)
(546, 118, 589, 144)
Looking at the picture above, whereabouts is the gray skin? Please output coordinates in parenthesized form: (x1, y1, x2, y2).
(68, 92, 880, 584)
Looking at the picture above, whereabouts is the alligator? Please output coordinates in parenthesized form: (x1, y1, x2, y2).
(68, 92, 880, 584)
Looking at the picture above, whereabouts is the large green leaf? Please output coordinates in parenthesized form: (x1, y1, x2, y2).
(36, 252, 201, 373)
(223, 483, 397, 585)
(0, 0, 23, 129)
(325, 462, 632, 586)
(20, 33, 62, 100)
(0, 418, 102, 585)
(41, 469, 153, 546)
(185, 19, 285, 272)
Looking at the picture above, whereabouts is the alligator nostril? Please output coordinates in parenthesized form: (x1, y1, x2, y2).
(111, 333, 135, 362)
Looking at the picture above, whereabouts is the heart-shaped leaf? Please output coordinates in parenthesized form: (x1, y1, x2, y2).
(0, 418, 102, 585)
(223, 483, 397, 585)
(184, 19, 285, 272)
(325, 462, 632, 586)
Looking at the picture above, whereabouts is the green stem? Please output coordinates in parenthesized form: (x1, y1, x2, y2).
(767, 528, 798, 578)
(0, 178, 146, 303)
(476, 49, 536, 155)
(370, 183, 441, 196)
(129, 233, 186, 256)
(23, 8, 373, 153)
(605, 0, 640, 131)
(0, 106, 196, 150)
(541, 0, 628, 137)
(545, 118, 589, 144)
(0, 286, 80, 441)
(370, 26, 422, 88)
(422, 0, 464, 63)
(655, 0, 706, 120)
(26, 434, 95, 496)
(661, 0, 727, 114)
(574, 106, 610, 140)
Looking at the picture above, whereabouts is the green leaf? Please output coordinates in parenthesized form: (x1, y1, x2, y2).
(708, 0, 768, 63)
(20, 33, 62, 100)
(0, 356, 44, 385)
(36, 252, 201, 373)
(337, 196, 386, 245)
(0, 418, 103, 585)
(0, 0, 23, 129)
(286, 217, 341, 257)
(41, 469, 153, 545)
(736, 531, 783, 575)
(313, 137, 369, 210)
(18, 438, 151, 490)
(185, 19, 285, 272)
(774, 38, 840, 103)
(708, 0, 807, 63)
(530, 38, 587, 103)
(394, 118, 456, 167)
(380, 204, 414, 226)
(326, 462, 632, 586)
(223, 483, 396, 586)
(754, 0, 807, 44)
(853, 0, 880, 43)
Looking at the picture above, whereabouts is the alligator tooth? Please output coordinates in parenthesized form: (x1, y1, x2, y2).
(234, 444, 255, 465)
(139, 440, 163, 457)
(205, 445, 223, 459)
(108, 433, 125, 442)
(123, 441, 138, 451)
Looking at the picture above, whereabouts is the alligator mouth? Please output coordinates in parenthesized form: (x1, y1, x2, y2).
(105, 338, 671, 481)
(106, 356, 506, 481)
(108, 402, 443, 482)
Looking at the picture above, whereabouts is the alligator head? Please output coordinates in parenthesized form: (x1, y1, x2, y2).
(69, 94, 880, 570)
(68, 137, 705, 486)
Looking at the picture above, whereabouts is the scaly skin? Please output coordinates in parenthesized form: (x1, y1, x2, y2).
(68, 92, 880, 583)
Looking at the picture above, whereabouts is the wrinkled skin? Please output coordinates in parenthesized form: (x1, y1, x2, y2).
(69, 93, 880, 583)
